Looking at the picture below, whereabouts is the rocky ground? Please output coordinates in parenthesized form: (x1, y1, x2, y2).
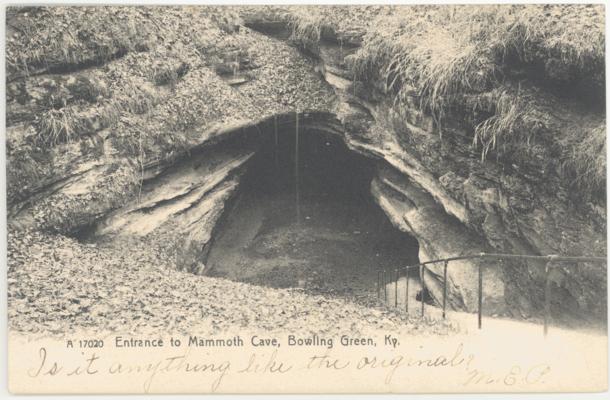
(206, 190, 418, 303)
(7, 230, 458, 337)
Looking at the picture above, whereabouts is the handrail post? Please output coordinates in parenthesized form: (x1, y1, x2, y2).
(380, 253, 603, 332)
(442, 260, 448, 319)
(405, 267, 409, 314)
(478, 264, 483, 329)
(544, 261, 552, 337)
(273, 114, 278, 170)
(383, 270, 387, 303)
(420, 265, 426, 317)
(395, 269, 399, 308)
(377, 270, 380, 300)
(295, 110, 300, 224)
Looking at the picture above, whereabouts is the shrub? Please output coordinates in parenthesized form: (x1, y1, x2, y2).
(208, 35, 257, 76)
(288, 13, 326, 53)
(340, 4, 605, 196)
(472, 89, 546, 160)
(116, 79, 160, 115)
(347, 13, 598, 132)
(66, 75, 109, 103)
(6, 6, 156, 78)
(151, 61, 190, 87)
(560, 122, 606, 196)
(34, 108, 85, 145)
(33, 100, 122, 146)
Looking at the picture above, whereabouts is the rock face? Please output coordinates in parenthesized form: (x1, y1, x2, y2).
(6, 7, 606, 321)
(93, 143, 255, 274)
(239, 11, 606, 320)
(7, 7, 335, 277)
(302, 35, 606, 319)
(370, 169, 506, 313)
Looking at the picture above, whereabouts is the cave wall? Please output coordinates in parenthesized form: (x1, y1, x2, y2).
(240, 13, 606, 318)
(305, 35, 606, 319)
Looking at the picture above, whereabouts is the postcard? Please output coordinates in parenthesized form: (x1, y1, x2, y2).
(5, 3, 607, 394)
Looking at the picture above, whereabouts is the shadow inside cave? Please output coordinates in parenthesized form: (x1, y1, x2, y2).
(204, 123, 421, 305)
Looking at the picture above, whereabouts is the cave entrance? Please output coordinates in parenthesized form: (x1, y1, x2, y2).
(205, 120, 420, 303)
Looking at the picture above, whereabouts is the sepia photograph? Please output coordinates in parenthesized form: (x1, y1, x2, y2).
(4, 1, 608, 394)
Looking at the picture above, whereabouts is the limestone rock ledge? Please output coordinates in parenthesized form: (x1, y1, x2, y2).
(310, 33, 606, 319)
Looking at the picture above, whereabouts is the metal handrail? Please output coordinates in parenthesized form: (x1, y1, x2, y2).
(416, 253, 607, 264)
(376, 252, 607, 336)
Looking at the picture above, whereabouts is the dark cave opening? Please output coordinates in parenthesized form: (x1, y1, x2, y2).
(205, 121, 421, 303)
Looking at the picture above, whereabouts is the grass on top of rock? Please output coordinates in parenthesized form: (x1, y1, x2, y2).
(33, 100, 122, 145)
(8, 7, 228, 148)
(280, 4, 605, 199)
(6, 6, 156, 78)
(559, 121, 607, 198)
(8, 6, 334, 208)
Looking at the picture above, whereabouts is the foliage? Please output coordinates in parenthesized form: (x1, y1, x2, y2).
(206, 34, 258, 77)
(472, 89, 547, 161)
(205, 6, 243, 33)
(32, 100, 121, 145)
(6, 143, 52, 204)
(560, 122, 607, 196)
(65, 75, 109, 103)
(33, 107, 85, 145)
(276, 4, 605, 197)
(114, 79, 160, 115)
(6, 6, 156, 78)
(281, 5, 390, 49)
(287, 12, 326, 53)
(150, 61, 190, 87)
(497, 5, 605, 82)
(7, 4, 605, 206)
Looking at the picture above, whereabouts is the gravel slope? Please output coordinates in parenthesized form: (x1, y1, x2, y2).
(8, 230, 457, 337)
